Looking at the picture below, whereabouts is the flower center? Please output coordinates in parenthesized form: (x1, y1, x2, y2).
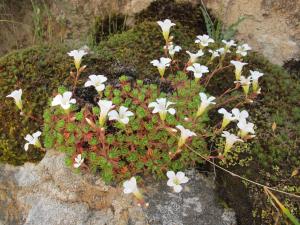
(173, 178, 180, 185)
(61, 99, 68, 105)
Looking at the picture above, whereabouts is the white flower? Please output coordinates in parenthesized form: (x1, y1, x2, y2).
(222, 39, 236, 49)
(148, 98, 176, 121)
(249, 70, 264, 92)
(208, 49, 220, 60)
(108, 106, 134, 125)
(217, 47, 231, 55)
(51, 91, 76, 110)
(186, 63, 209, 80)
(157, 19, 176, 42)
(84, 75, 107, 93)
(176, 125, 196, 148)
(221, 131, 243, 154)
(218, 108, 235, 129)
(195, 34, 214, 48)
(196, 92, 216, 117)
(6, 89, 23, 110)
(237, 119, 255, 138)
(167, 171, 189, 193)
(73, 154, 84, 168)
(231, 108, 249, 122)
(123, 177, 143, 200)
(237, 76, 251, 86)
(186, 50, 204, 64)
(98, 100, 114, 127)
(151, 57, 172, 78)
(167, 44, 181, 58)
(24, 131, 42, 151)
(68, 49, 87, 70)
(123, 177, 139, 194)
(249, 70, 264, 81)
(235, 76, 251, 95)
(236, 44, 251, 56)
(230, 60, 248, 80)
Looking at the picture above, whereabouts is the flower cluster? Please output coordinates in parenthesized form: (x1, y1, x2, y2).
(218, 107, 254, 155)
(6, 19, 264, 199)
(231, 60, 264, 96)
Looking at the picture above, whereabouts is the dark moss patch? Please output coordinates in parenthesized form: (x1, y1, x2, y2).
(136, 0, 206, 35)
(283, 58, 300, 79)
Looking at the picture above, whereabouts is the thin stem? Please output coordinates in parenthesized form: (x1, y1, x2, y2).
(72, 69, 81, 94)
(214, 95, 243, 109)
(218, 84, 240, 99)
(204, 65, 232, 87)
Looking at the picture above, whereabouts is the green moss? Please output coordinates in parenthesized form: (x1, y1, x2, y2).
(208, 52, 300, 223)
(0, 45, 71, 164)
(247, 54, 300, 171)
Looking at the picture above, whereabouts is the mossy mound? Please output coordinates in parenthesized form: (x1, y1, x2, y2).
(0, 45, 70, 164)
(95, 21, 197, 79)
(248, 55, 300, 170)
(245, 55, 300, 223)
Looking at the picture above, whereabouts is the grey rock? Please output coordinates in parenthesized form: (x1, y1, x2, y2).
(0, 150, 235, 225)
(145, 170, 236, 225)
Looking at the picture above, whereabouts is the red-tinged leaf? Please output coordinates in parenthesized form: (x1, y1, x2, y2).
(64, 132, 70, 138)
(85, 132, 94, 140)
(120, 166, 128, 174)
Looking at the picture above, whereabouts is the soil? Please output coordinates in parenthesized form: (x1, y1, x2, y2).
(0, 0, 33, 56)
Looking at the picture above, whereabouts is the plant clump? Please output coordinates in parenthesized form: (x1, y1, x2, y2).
(40, 19, 261, 184)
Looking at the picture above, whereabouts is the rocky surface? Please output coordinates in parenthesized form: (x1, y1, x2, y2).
(1, 0, 299, 64)
(0, 150, 236, 225)
(204, 0, 300, 65)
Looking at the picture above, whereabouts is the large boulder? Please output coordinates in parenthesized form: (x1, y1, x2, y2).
(204, 0, 300, 65)
(0, 150, 236, 225)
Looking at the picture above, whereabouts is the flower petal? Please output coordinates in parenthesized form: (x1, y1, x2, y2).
(167, 179, 175, 187)
(24, 143, 29, 151)
(51, 95, 62, 106)
(167, 171, 176, 179)
(174, 185, 183, 193)
(120, 117, 129, 124)
(108, 110, 119, 121)
(168, 108, 176, 115)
